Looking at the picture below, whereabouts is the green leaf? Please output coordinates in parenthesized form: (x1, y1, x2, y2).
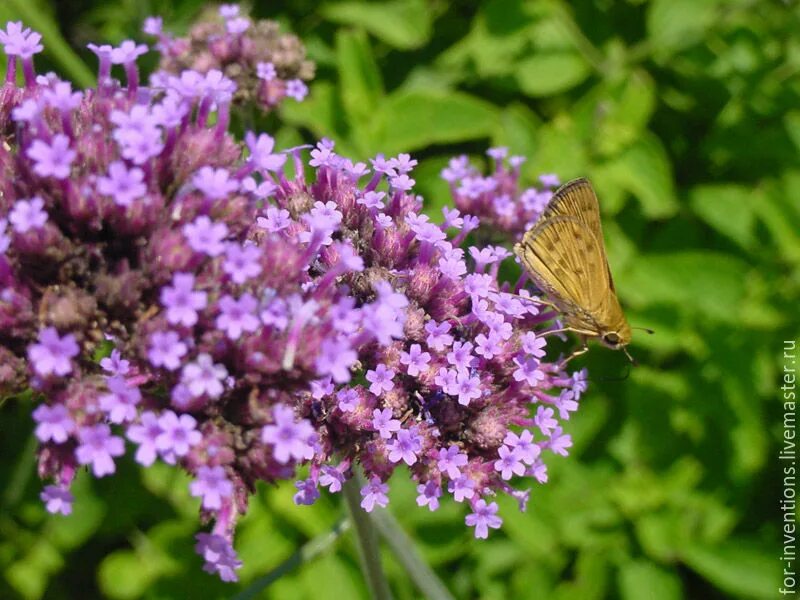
(646, 0, 720, 60)
(365, 90, 498, 155)
(618, 560, 683, 600)
(335, 29, 384, 125)
(321, 0, 432, 50)
(619, 251, 749, 322)
(681, 542, 781, 599)
(689, 184, 758, 249)
(516, 52, 591, 97)
(598, 132, 679, 218)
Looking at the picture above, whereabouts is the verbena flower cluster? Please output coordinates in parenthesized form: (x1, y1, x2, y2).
(444, 149, 562, 240)
(145, 4, 314, 112)
(0, 13, 586, 583)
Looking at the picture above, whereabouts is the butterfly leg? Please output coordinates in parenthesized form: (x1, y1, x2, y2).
(560, 341, 590, 366)
(540, 326, 596, 338)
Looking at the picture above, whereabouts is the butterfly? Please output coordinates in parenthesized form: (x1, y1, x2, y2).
(513, 178, 644, 362)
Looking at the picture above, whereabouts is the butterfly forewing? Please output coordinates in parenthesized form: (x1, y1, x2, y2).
(514, 178, 631, 342)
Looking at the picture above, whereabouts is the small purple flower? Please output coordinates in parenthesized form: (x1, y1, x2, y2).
(335, 388, 359, 413)
(453, 371, 482, 406)
(190, 465, 233, 510)
(127, 411, 163, 466)
(99, 376, 141, 423)
(539, 173, 561, 188)
(27, 327, 80, 377)
(512, 355, 545, 387)
(110, 40, 147, 64)
(192, 166, 240, 200)
(183, 216, 229, 257)
(256, 206, 291, 232)
(195, 533, 242, 583)
(372, 408, 401, 439)
(286, 79, 308, 101)
(256, 61, 276, 81)
(156, 410, 201, 457)
(504, 429, 540, 465)
(449, 476, 475, 503)
(447, 342, 475, 371)
(147, 331, 188, 371)
(75, 424, 125, 477)
(40, 485, 74, 515)
(547, 427, 573, 456)
(360, 476, 389, 512)
(465, 499, 502, 539)
(399, 344, 431, 377)
(416, 481, 441, 511)
(555, 389, 579, 420)
(534, 406, 558, 437)
(160, 273, 207, 327)
(216, 293, 260, 340)
(437, 445, 468, 479)
(319, 465, 346, 493)
(316, 337, 358, 383)
(26, 134, 75, 179)
(9, 196, 48, 233)
(97, 161, 147, 207)
(366, 364, 395, 396)
(475, 332, 503, 360)
(100, 349, 131, 376)
(521, 332, 547, 359)
(261, 404, 315, 464)
(222, 243, 262, 284)
(0, 22, 43, 57)
(494, 445, 525, 480)
(245, 132, 286, 172)
(293, 478, 320, 505)
(358, 190, 385, 210)
(387, 428, 422, 466)
(32, 404, 75, 443)
(181, 354, 228, 399)
(425, 320, 453, 351)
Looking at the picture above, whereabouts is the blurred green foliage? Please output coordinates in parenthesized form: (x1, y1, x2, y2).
(1, 0, 797, 598)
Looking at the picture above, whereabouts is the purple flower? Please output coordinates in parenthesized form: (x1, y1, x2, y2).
(195, 533, 242, 583)
(0, 22, 43, 57)
(399, 344, 431, 377)
(183, 216, 229, 257)
(372, 408, 401, 439)
(504, 429, 541, 465)
(192, 166, 239, 200)
(416, 481, 441, 511)
(555, 389, 579, 420)
(216, 293, 259, 340)
(437, 445, 468, 479)
(425, 320, 453, 351)
(494, 445, 525, 480)
(387, 428, 422, 466)
(319, 465, 346, 493)
(316, 337, 357, 383)
(335, 389, 359, 413)
(534, 406, 558, 437)
(512, 355, 545, 387)
(447, 343, 476, 370)
(256, 206, 291, 232)
(26, 134, 75, 179)
(449, 476, 476, 503)
(190, 465, 233, 510)
(222, 243, 262, 284)
(99, 376, 142, 423)
(181, 353, 228, 399)
(100, 349, 131, 376)
(27, 327, 79, 377)
(539, 173, 561, 188)
(261, 404, 315, 464)
(156, 410, 201, 457)
(547, 427, 573, 456)
(97, 161, 147, 207)
(160, 273, 207, 327)
(293, 478, 320, 505)
(9, 197, 48, 233)
(465, 499, 502, 539)
(127, 411, 163, 466)
(366, 364, 395, 396)
(453, 371, 482, 406)
(110, 40, 147, 64)
(286, 79, 308, 101)
(40, 485, 74, 515)
(75, 424, 125, 477)
(245, 133, 286, 172)
(360, 476, 389, 512)
(147, 331, 188, 371)
(522, 332, 547, 358)
(256, 61, 276, 81)
(32, 404, 75, 443)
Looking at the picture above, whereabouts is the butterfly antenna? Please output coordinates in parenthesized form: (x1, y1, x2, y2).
(632, 327, 655, 335)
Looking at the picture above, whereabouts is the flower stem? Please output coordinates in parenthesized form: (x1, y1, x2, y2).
(370, 509, 455, 600)
(343, 476, 393, 600)
(233, 518, 350, 600)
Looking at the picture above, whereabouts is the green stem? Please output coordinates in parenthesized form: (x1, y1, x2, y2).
(343, 476, 393, 600)
(371, 509, 455, 600)
(233, 518, 350, 600)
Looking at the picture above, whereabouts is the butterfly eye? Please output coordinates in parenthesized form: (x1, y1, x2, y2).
(602, 333, 620, 348)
